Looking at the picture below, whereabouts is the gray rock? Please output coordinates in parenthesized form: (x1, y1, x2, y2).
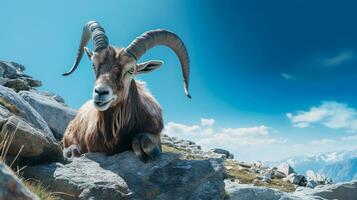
(285, 173, 307, 186)
(0, 85, 55, 140)
(22, 77, 42, 87)
(295, 180, 357, 200)
(306, 170, 331, 185)
(0, 162, 39, 200)
(277, 163, 296, 176)
(210, 148, 234, 159)
(19, 91, 77, 139)
(0, 77, 8, 85)
(9, 61, 26, 71)
(306, 180, 317, 189)
(5, 78, 31, 91)
(0, 61, 41, 91)
(253, 161, 263, 168)
(0, 113, 63, 164)
(24, 152, 225, 200)
(0, 61, 19, 78)
(271, 169, 286, 179)
(224, 180, 306, 200)
(41, 91, 66, 104)
(53, 95, 65, 104)
(262, 172, 272, 183)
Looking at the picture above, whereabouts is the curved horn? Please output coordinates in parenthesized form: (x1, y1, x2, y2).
(125, 29, 191, 98)
(63, 21, 109, 76)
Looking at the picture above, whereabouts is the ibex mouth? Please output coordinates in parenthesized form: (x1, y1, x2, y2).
(95, 101, 110, 107)
(93, 98, 114, 111)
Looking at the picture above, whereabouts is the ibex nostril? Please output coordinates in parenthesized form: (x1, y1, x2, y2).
(94, 88, 110, 96)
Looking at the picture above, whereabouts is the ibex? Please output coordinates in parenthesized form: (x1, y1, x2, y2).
(62, 21, 190, 162)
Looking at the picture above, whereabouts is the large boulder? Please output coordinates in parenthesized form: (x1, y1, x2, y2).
(0, 114, 63, 165)
(277, 163, 296, 176)
(285, 173, 307, 186)
(295, 180, 357, 200)
(24, 152, 225, 200)
(224, 180, 307, 200)
(19, 91, 77, 139)
(0, 85, 54, 140)
(0, 162, 39, 200)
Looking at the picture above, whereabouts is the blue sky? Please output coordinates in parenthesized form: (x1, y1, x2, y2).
(1, 0, 357, 161)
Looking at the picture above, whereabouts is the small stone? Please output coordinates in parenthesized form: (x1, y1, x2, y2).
(277, 163, 295, 176)
(285, 173, 307, 186)
(272, 170, 286, 179)
(22, 77, 42, 87)
(53, 95, 65, 103)
(4, 79, 31, 91)
(210, 148, 234, 159)
(254, 161, 263, 168)
(306, 180, 317, 188)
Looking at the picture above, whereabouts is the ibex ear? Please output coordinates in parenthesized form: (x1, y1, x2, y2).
(84, 47, 93, 60)
(136, 60, 163, 75)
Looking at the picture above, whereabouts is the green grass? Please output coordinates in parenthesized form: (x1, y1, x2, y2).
(24, 181, 60, 200)
(162, 144, 205, 160)
(163, 143, 296, 192)
(224, 160, 296, 193)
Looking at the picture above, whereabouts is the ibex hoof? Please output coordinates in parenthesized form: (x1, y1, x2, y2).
(63, 144, 82, 158)
(132, 133, 161, 163)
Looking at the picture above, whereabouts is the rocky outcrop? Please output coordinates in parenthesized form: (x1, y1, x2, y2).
(295, 180, 357, 200)
(19, 91, 77, 139)
(0, 85, 54, 140)
(0, 61, 41, 92)
(161, 134, 232, 160)
(224, 180, 306, 200)
(0, 113, 63, 165)
(277, 163, 296, 176)
(0, 162, 39, 200)
(0, 96, 63, 165)
(24, 152, 225, 200)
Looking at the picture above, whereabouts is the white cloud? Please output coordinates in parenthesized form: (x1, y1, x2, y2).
(163, 119, 287, 161)
(281, 73, 293, 79)
(199, 125, 286, 147)
(164, 122, 202, 137)
(323, 51, 354, 66)
(200, 118, 215, 126)
(287, 101, 357, 132)
(341, 135, 357, 141)
(309, 138, 336, 145)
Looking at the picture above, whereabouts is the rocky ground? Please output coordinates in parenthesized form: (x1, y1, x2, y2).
(0, 60, 356, 200)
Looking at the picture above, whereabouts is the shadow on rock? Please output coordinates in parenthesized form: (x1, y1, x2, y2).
(23, 152, 226, 200)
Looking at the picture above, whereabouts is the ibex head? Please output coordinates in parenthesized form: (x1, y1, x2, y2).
(63, 21, 191, 111)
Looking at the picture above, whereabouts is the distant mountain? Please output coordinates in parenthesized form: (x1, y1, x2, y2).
(320, 157, 357, 182)
(266, 149, 357, 182)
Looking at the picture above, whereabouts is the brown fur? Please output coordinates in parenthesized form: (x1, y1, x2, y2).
(63, 47, 163, 156)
